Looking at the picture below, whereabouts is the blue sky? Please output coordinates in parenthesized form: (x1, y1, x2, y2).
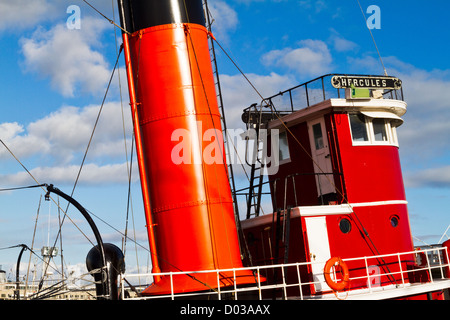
(0, 0, 449, 280)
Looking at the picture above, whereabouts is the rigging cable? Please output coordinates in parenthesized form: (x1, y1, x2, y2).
(0, 58, 119, 286)
(111, 0, 140, 280)
(38, 46, 124, 284)
(356, 0, 388, 76)
(212, 35, 399, 286)
(81, 0, 130, 35)
(25, 195, 42, 298)
(182, 2, 235, 273)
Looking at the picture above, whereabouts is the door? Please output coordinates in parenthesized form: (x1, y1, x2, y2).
(308, 117, 335, 199)
(304, 216, 331, 293)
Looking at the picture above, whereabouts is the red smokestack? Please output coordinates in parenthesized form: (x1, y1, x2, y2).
(118, 0, 256, 295)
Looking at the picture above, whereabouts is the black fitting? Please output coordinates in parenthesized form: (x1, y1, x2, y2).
(86, 243, 125, 300)
(45, 184, 110, 299)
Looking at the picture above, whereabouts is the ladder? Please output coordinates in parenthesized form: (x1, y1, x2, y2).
(242, 104, 270, 219)
(203, 0, 240, 217)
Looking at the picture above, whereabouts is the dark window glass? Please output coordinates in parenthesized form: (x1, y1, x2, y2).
(349, 114, 368, 142)
(373, 118, 388, 142)
(339, 218, 352, 234)
(312, 123, 324, 149)
(390, 216, 399, 227)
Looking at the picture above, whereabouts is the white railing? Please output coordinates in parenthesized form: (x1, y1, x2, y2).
(119, 247, 450, 300)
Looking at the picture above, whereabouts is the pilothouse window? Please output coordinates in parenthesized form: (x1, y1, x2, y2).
(373, 118, 388, 142)
(349, 113, 400, 146)
(349, 113, 369, 142)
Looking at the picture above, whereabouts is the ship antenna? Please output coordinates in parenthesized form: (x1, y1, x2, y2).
(356, 0, 388, 76)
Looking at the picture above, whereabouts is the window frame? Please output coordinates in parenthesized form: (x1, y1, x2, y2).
(348, 113, 399, 147)
(278, 130, 291, 165)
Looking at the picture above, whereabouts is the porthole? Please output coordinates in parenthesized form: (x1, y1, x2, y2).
(339, 218, 352, 234)
(390, 215, 399, 228)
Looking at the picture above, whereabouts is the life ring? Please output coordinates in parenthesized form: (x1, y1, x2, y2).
(324, 257, 350, 292)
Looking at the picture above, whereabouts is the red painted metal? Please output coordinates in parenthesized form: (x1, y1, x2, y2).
(332, 113, 407, 203)
(124, 23, 256, 295)
(122, 32, 161, 283)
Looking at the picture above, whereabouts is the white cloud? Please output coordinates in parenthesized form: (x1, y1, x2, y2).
(20, 17, 111, 97)
(261, 39, 332, 78)
(372, 58, 450, 163)
(405, 166, 450, 189)
(348, 56, 450, 188)
(298, 0, 328, 13)
(329, 34, 359, 52)
(207, 0, 239, 42)
(217, 72, 295, 182)
(219, 72, 296, 129)
(0, 122, 24, 141)
(0, 102, 133, 165)
(0, 162, 137, 187)
(0, 0, 58, 31)
(0, 0, 119, 33)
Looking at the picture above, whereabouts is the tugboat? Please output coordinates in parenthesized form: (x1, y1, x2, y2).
(112, 0, 450, 300)
(4, 0, 447, 301)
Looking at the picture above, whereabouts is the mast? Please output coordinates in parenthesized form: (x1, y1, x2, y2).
(117, 0, 256, 295)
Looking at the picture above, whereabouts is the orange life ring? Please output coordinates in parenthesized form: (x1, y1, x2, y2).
(324, 257, 350, 292)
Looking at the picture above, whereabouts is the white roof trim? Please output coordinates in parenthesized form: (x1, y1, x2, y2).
(360, 110, 403, 123)
(267, 98, 407, 130)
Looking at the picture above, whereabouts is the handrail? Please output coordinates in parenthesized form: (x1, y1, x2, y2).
(242, 73, 404, 120)
(120, 247, 450, 300)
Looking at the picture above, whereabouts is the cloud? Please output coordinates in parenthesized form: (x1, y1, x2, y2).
(0, 102, 133, 165)
(348, 56, 450, 189)
(405, 166, 450, 189)
(328, 29, 359, 53)
(0, 1, 120, 33)
(375, 58, 450, 164)
(20, 17, 111, 97)
(217, 72, 295, 182)
(0, 0, 59, 32)
(219, 72, 296, 128)
(207, 0, 239, 41)
(298, 0, 328, 13)
(0, 162, 137, 187)
(261, 39, 332, 78)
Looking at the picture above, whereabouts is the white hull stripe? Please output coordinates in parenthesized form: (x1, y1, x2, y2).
(349, 200, 408, 208)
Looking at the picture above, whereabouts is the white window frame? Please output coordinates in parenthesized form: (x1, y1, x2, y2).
(349, 113, 399, 147)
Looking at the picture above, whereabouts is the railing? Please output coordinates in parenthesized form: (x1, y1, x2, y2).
(263, 73, 404, 114)
(119, 247, 450, 300)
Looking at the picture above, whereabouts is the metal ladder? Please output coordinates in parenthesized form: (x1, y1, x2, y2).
(243, 104, 268, 219)
(203, 0, 240, 217)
